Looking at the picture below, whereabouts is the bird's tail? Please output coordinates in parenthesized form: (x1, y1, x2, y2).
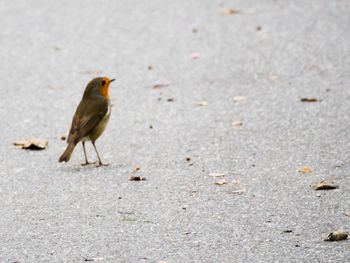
(59, 142, 76, 163)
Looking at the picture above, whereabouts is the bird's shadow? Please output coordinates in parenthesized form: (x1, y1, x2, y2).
(56, 162, 122, 173)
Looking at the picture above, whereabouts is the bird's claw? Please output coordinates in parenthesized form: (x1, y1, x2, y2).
(95, 162, 109, 167)
(81, 161, 97, 166)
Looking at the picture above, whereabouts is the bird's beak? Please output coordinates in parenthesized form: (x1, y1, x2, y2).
(109, 78, 116, 83)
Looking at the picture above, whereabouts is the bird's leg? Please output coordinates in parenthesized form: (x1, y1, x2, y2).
(92, 141, 109, 167)
(81, 141, 96, 166)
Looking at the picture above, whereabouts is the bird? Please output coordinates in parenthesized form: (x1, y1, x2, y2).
(59, 77, 115, 167)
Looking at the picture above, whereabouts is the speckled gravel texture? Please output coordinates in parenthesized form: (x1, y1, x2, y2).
(0, 0, 349, 262)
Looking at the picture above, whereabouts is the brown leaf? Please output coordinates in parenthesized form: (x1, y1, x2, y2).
(220, 8, 254, 15)
(131, 167, 141, 173)
(209, 173, 225, 177)
(153, 79, 169, 89)
(215, 179, 227, 185)
(61, 136, 66, 141)
(230, 188, 247, 195)
(84, 257, 104, 262)
(197, 101, 207, 106)
(190, 53, 200, 59)
(311, 179, 339, 190)
(300, 98, 318, 102)
(232, 96, 246, 102)
(129, 176, 146, 181)
(323, 230, 348, 241)
(148, 66, 153, 70)
(167, 98, 175, 102)
(232, 121, 243, 127)
(298, 166, 312, 173)
(13, 137, 48, 150)
(183, 231, 197, 235)
(186, 157, 191, 162)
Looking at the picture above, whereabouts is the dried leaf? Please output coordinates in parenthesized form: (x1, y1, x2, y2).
(323, 230, 348, 241)
(131, 167, 141, 173)
(197, 101, 207, 106)
(190, 53, 200, 59)
(153, 79, 169, 89)
(311, 179, 339, 190)
(186, 157, 191, 162)
(215, 179, 227, 185)
(220, 8, 254, 15)
(209, 173, 225, 177)
(309, 65, 323, 70)
(83, 257, 104, 262)
(232, 96, 246, 102)
(298, 166, 312, 173)
(183, 231, 197, 235)
(13, 137, 48, 150)
(167, 98, 175, 102)
(54, 45, 63, 51)
(232, 121, 243, 127)
(61, 136, 66, 141)
(269, 74, 279, 81)
(129, 176, 146, 181)
(148, 66, 153, 70)
(230, 188, 247, 195)
(300, 98, 318, 102)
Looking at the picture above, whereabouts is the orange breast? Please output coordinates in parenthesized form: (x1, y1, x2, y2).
(99, 78, 110, 100)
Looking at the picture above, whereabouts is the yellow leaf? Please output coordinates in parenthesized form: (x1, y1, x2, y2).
(232, 121, 243, 127)
(298, 166, 312, 173)
(215, 179, 227, 185)
(209, 173, 225, 177)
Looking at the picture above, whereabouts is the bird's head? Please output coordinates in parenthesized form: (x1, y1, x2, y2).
(83, 77, 115, 100)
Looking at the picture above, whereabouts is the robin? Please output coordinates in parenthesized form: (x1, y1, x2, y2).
(59, 77, 115, 167)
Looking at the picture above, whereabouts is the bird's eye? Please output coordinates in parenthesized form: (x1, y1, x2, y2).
(101, 80, 106, 86)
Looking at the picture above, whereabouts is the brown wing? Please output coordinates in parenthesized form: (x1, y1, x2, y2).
(67, 96, 108, 144)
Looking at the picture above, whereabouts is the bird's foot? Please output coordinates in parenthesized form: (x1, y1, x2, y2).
(81, 161, 97, 166)
(96, 162, 109, 167)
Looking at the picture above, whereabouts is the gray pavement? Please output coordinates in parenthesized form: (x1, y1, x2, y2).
(0, 0, 349, 262)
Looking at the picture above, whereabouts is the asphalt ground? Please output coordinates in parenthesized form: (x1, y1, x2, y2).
(0, 0, 349, 262)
